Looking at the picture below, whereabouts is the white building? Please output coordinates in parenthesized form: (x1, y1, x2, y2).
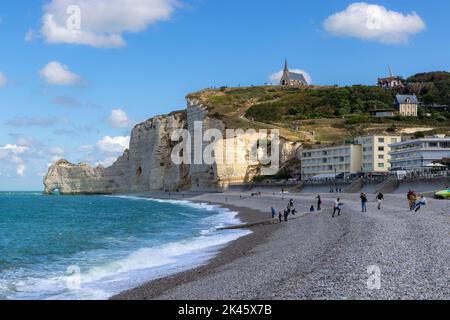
(389, 135, 450, 170)
(300, 144, 362, 181)
(355, 135, 401, 173)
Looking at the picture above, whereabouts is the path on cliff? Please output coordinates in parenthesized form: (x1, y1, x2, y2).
(148, 193, 450, 300)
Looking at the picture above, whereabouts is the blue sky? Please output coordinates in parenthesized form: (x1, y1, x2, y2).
(0, 0, 449, 190)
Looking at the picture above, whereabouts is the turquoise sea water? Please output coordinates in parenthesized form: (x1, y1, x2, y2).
(0, 192, 250, 300)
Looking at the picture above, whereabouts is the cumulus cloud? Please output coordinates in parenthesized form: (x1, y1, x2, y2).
(0, 72, 7, 87)
(76, 135, 130, 167)
(269, 69, 312, 84)
(107, 109, 133, 129)
(40, 0, 180, 48)
(96, 136, 130, 153)
(323, 2, 426, 44)
(0, 144, 29, 176)
(0, 135, 66, 178)
(40, 61, 81, 85)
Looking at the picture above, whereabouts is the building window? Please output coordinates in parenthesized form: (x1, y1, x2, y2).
(378, 147, 385, 151)
(391, 138, 397, 143)
(378, 138, 385, 143)
(378, 155, 384, 160)
(378, 163, 385, 168)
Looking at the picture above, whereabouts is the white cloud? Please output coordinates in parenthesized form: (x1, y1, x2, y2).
(107, 109, 133, 129)
(0, 72, 7, 87)
(40, 61, 81, 85)
(269, 69, 312, 84)
(40, 0, 179, 48)
(85, 135, 130, 166)
(0, 144, 29, 177)
(323, 2, 426, 44)
(96, 136, 130, 154)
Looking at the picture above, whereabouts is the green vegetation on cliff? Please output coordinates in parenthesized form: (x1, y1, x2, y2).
(406, 71, 450, 105)
(188, 72, 450, 144)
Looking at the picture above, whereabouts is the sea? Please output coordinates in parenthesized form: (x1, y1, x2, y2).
(0, 192, 251, 300)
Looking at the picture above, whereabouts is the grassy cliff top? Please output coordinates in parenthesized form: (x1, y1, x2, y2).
(186, 73, 450, 144)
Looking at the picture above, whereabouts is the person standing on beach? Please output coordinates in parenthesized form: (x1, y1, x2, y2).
(279, 211, 283, 223)
(317, 195, 322, 211)
(360, 193, 368, 212)
(284, 209, 289, 222)
(407, 190, 417, 211)
(332, 198, 342, 218)
(271, 207, 277, 219)
(376, 192, 384, 210)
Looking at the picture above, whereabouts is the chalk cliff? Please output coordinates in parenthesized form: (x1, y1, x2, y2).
(44, 99, 301, 195)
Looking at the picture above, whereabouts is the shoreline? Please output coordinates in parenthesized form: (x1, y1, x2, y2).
(111, 191, 449, 300)
(111, 198, 279, 300)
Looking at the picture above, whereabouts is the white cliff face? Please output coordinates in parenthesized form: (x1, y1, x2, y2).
(44, 112, 189, 195)
(44, 100, 301, 195)
(184, 99, 301, 191)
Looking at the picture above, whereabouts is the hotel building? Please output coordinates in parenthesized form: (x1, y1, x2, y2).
(300, 135, 401, 180)
(389, 135, 450, 170)
(300, 144, 362, 181)
(355, 135, 401, 173)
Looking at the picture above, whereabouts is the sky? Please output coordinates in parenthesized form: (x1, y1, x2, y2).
(0, 0, 449, 191)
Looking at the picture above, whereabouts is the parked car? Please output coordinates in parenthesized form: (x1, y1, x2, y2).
(435, 189, 450, 199)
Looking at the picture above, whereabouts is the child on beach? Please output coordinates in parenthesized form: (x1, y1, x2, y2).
(310, 205, 315, 212)
(414, 196, 428, 212)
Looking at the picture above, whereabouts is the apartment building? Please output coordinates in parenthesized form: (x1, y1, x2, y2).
(355, 135, 401, 173)
(300, 144, 362, 181)
(389, 135, 450, 170)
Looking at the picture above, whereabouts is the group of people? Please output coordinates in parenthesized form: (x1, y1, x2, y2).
(330, 187, 343, 193)
(271, 189, 429, 222)
(271, 199, 297, 223)
(407, 190, 428, 212)
(359, 192, 385, 213)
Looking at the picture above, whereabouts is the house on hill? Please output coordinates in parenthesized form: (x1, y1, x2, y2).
(280, 60, 308, 86)
(395, 94, 420, 117)
(378, 67, 405, 89)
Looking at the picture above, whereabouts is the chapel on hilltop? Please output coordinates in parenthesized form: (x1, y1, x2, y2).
(378, 67, 405, 89)
(280, 60, 308, 86)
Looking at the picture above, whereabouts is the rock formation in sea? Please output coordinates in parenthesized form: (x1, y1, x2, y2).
(44, 98, 301, 195)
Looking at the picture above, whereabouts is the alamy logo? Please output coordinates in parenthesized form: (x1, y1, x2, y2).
(367, 265, 381, 290)
(66, 265, 81, 290)
(66, 5, 82, 31)
(171, 122, 280, 175)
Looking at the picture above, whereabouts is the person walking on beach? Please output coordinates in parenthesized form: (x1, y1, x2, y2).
(332, 198, 342, 218)
(376, 192, 384, 210)
(283, 209, 289, 222)
(288, 199, 294, 209)
(278, 211, 283, 223)
(360, 192, 368, 212)
(414, 196, 428, 212)
(271, 207, 277, 219)
(317, 195, 322, 211)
